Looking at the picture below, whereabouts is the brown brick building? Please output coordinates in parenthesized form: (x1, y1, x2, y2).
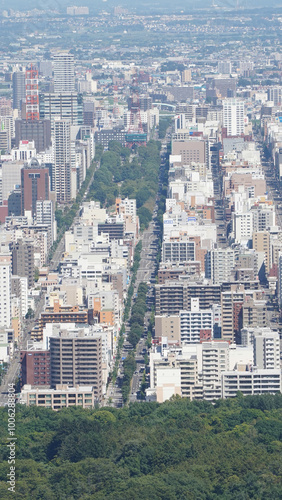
(20, 350, 50, 387)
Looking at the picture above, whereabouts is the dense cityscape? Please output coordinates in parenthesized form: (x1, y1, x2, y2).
(0, 2, 282, 498)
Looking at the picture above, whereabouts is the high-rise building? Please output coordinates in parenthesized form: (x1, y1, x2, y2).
(155, 282, 221, 316)
(223, 99, 245, 137)
(40, 92, 83, 130)
(8, 189, 21, 216)
(10, 240, 34, 288)
(172, 138, 208, 166)
(181, 69, 192, 82)
(0, 115, 13, 152)
(25, 65, 39, 121)
(217, 61, 232, 75)
(0, 251, 12, 328)
(253, 329, 280, 370)
(252, 231, 270, 274)
(202, 341, 229, 388)
(162, 240, 195, 263)
(221, 287, 245, 343)
(180, 298, 213, 344)
(15, 119, 51, 153)
(278, 253, 282, 308)
(267, 86, 282, 106)
(83, 101, 95, 126)
(36, 200, 56, 246)
(11, 275, 28, 318)
(54, 119, 71, 202)
(252, 206, 275, 232)
(205, 248, 235, 284)
(211, 77, 236, 98)
(49, 330, 102, 400)
(20, 350, 50, 387)
(233, 212, 253, 243)
(240, 298, 267, 334)
(0, 161, 23, 203)
(12, 71, 26, 111)
(53, 53, 75, 93)
(21, 158, 50, 216)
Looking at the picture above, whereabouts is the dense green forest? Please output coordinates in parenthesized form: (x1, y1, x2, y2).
(87, 140, 161, 229)
(0, 395, 282, 499)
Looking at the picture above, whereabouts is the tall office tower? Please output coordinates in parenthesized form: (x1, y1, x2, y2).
(267, 86, 282, 106)
(0, 250, 11, 328)
(54, 119, 71, 202)
(12, 71, 26, 111)
(10, 240, 35, 289)
(40, 92, 83, 130)
(53, 53, 75, 93)
(253, 329, 280, 370)
(223, 99, 245, 137)
(25, 65, 39, 121)
(49, 331, 102, 400)
(21, 158, 50, 216)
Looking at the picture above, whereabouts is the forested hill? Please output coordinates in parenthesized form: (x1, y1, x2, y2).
(0, 395, 282, 499)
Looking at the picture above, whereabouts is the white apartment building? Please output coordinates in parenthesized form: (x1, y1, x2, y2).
(205, 248, 235, 284)
(202, 341, 230, 388)
(180, 298, 213, 344)
(223, 99, 245, 137)
(36, 200, 56, 245)
(233, 212, 253, 243)
(253, 329, 280, 370)
(252, 205, 276, 232)
(0, 251, 11, 328)
(222, 370, 281, 398)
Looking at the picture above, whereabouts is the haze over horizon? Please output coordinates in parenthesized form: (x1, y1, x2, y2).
(0, 0, 280, 13)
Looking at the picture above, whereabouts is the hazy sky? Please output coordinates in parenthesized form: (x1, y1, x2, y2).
(0, 0, 275, 12)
